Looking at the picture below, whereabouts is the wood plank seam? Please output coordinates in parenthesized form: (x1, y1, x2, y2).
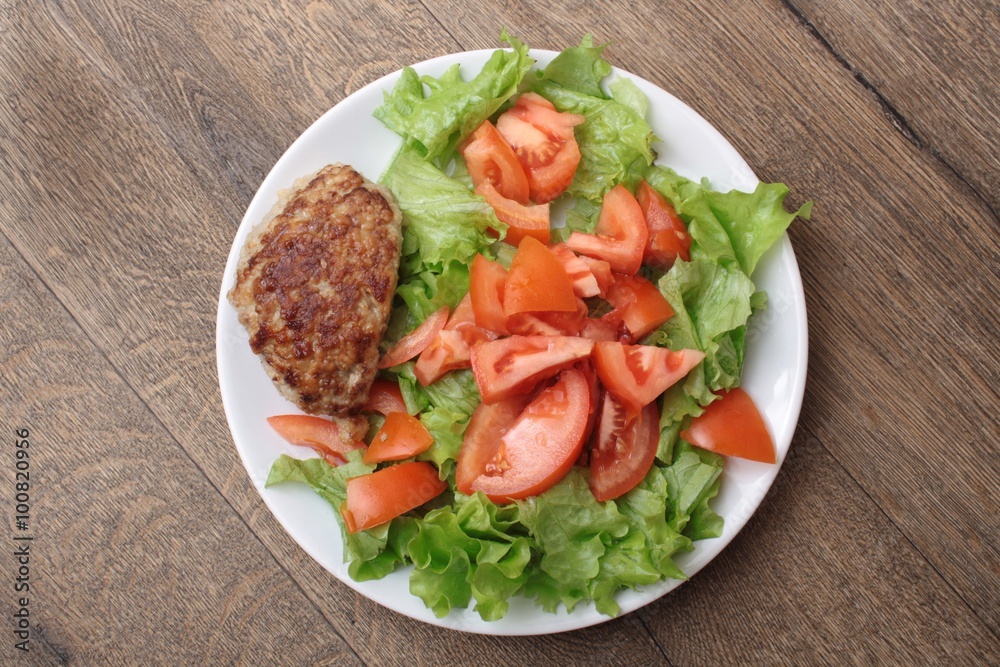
(635, 614, 677, 666)
(33, 623, 70, 666)
(0, 226, 370, 665)
(414, 0, 463, 51)
(780, 0, 998, 219)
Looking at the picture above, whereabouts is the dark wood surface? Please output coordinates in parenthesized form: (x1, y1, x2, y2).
(2, 1, 997, 664)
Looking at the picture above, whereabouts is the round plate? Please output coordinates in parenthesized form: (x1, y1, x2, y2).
(216, 48, 807, 635)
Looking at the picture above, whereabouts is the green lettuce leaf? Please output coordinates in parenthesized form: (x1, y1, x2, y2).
(350, 517, 420, 581)
(662, 440, 724, 536)
(264, 453, 414, 579)
(395, 259, 470, 324)
(265, 451, 373, 506)
(406, 493, 533, 620)
(552, 197, 601, 243)
(417, 404, 470, 481)
(684, 477, 724, 541)
(645, 165, 811, 275)
(382, 147, 502, 269)
(395, 365, 480, 480)
(397, 366, 481, 417)
(588, 530, 662, 616)
(607, 76, 649, 119)
(407, 509, 480, 616)
(539, 34, 611, 99)
(617, 466, 691, 581)
(373, 29, 533, 163)
(381, 146, 501, 343)
(518, 470, 629, 596)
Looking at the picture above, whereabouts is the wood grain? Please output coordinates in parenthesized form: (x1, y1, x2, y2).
(0, 239, 362, 665)
(1, 0, 997, 664)
(789, 0, 1000, 212)
(641, 425, 999, 665)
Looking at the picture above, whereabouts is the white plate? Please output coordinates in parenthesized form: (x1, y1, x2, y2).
(216, 48, 807, 635)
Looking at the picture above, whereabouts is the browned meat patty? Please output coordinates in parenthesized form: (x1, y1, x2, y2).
(229, 163, 402, 415)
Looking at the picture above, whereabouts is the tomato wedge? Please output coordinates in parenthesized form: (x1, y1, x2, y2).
(636, 180, 691, 269)
(464, 367, 590, 502)
(578, 359, 603, 462)
(579, 255, 613, 297)
(362, 379, 407, 415)
(340, 461, 447, 533)
(550, 243, 601, 298)
(470, 335, 594, 404)
(506, 298, 587, 337)
(476, 181, 550, 246)
(680, 388, 776, 463)
(496, 92, 585, 203)
(267, 414, 366, 466)
(502, 236, 577, 318)
(469, 254, 509, 336)
(461, 120, 530, 204)
(414, 294, 493, 386)
(379, 306, 449, 369)
(363, 412, 434, 464)
(456, 392, 532, 495)
(589, 394, 660, 501)
(581, 316, 620, 342)
(592, 342, 706, 414)
(566, 184, 648, 275)
(604, 274, 675, 340)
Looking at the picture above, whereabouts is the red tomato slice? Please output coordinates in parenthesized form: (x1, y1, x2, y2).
(362, 379, 407, 415)
(566, 184, 649, 275)
(461, 120, 530, 204)
(507, 92, 585, 135)
(589, 394, 660, 501)
(477, 181, 551, 245)
(507, 298, 587, 337)
(470, 254, 509, 336)
(605, 274, 675, 340)
(496, 92, 585, 203)
(267, 414, 366, 466)
(680, 388, 776, 463)
(470, 335, 594, 404)
(465, 367, 591, 502)
(592, 342, 706, 414)
(550, 243, 601, 298)
(456, 392, 532, 495)
(502, 236, 577, 318)
(578, 360, 603, 463)
(447, 289, 477, 326)
(379, 306, 449, 369)
(636, 180, 691, 269)
(340, 461, 447, 533)
(363, 411, 434, 464)
(413, 329, 473, 385)
(414, 294, 493, 386)
(580, 317, 620, 342)
(578, 255, 613, 297)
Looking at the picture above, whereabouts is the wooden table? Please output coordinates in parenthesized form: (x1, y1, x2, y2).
(2, 2, 997, 664)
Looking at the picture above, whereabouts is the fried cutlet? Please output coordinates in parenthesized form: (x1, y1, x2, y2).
(229, 163, 402, 415)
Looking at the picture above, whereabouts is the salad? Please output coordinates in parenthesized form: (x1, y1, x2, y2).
(263, 31, 810, 622)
